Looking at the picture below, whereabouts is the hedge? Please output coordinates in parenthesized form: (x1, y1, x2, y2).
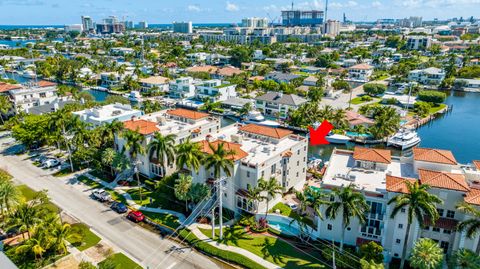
(417, 90, 446, 104)
(363, 83, 387, 96)
(178, 229, 267, 269)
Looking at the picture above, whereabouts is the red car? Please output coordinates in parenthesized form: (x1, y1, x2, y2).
(127, 211, 144, 222)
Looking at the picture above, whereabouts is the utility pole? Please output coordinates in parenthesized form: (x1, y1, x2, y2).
(216, 177, 227, 240)
(211, 207, 215, 239)
(332, 240, 337, 269)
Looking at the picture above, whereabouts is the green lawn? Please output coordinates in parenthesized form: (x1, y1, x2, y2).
(106, 189, 127, 204)
(53, 168, 76, 177)
(429, 103, 447, 114)
(270, 203, 315, 227)
(127, 187, 186, 214)
(141, 211, 180, 229)
(76, 175, 102, 189)
(350, 96, 378, 105)
(99, 253, 142, 269)
(68, 223, 101, 251)
(17, 184, 37, 201)
(199, 226, 323, 269)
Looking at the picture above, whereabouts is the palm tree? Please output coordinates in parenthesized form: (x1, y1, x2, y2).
(306, 188, 331, 221)
(456, 202, 480, 254)
(203, 142, 235, 179)
(409, 238, 444, 269)
(0, 180, 20, 217)
(0, 95, 12, 125)
(122, 129, 146, 201)
(101, 148, 116, 176)
(174, 174, 192, 212)
(101, 120, 124, 148)
(48, 110, 75, 171)
(449, 248, 480, 269)
(325, 184, 370, 250)
(388, 181, 442, 269)
(148, 132, 176, 177)
(247, 185, 265, 213)
(176, 138, 204, 173)
(331, 109, 348, 129)
(50, 222, 82, 254)
(295, 190, 310, 215)
(259, 177, 283, 218)
(188, 183, 211, 204)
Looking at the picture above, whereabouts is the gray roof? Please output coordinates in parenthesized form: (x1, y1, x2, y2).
(221, 97, 253, 107)
(27, 100, 74, 115)
(266, 72, 301, 82)
(256, 92, 307, 106)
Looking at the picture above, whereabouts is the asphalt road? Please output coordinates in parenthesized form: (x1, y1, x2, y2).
(0, 143, 222, 269)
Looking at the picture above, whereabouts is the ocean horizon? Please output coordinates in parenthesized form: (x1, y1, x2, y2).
(0, 23, 234, 30)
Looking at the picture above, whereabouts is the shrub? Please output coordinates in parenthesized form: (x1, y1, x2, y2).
(358, 241, 384, 264)
(363, 83, 387, 96)
(414, 101, 432, 117)
(386, 98, 398, 105)
(417, 90, 446, 104)
(361, 95, 373, 102)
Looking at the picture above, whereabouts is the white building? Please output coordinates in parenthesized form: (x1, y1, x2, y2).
(316, 147, 480, 262)
(115, 108, 221, 178)
(8, 81, 65, 112)
(406, 36, 432, 50)
(255, 92, 307, 120)
(348, 63, 374, 82)
(241, 17, 269, 28)
(190, 123, 308, 214)
(325, 20, 341, 36)
(64, 24, 83, 32)
(173, 21, 193, 34)
(138, 21, 148, 29)
(169, 77, 197, 99)
(73, 103, 143, 126)
(81, 16, 94, 33)
(195, 80, 237, 102)
(408, 67, 446, 85)
(139, 76, 170, 93)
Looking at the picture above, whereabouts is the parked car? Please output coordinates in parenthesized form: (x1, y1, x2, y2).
(127, 211, 144, 222)
(111, 202, 128, 213)
(42, 158, 60, 168)
(91, 190, 112, 203)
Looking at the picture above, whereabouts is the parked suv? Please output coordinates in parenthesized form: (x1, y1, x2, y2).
(111, 202, 128, 213)
(91, 190, 112, 203)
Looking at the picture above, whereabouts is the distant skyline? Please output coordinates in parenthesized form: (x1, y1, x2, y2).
(0, 0, 479, 25)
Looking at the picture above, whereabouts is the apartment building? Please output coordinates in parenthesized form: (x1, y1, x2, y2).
(190, 123, 308, 214)
(195, 79, 237, 102)
(408, 67, 446, 85)
(173, 21, 193, 34)
(255, 92, 307, 120)
(7, 81, 65, 112)
(168, 77, 196, 99)
(406, 36, 432, 50)
(115, 108, 221, 178)
(348, 63, 374, 82)
(139, 76, 170, 93)
(316, 146, 480, 262)
(100, 72, 136, 87)
(73, 103, 143, 126)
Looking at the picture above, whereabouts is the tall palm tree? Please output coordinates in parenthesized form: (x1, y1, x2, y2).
(48, 110, 75, 171)
(456, 202, 480, 254)
(0, 95, 12, 125)
(174, 174, 193, 212)
(101, 148, 116, 176)
(101, 120, 124, 148)
(122, 129, 146, 201)
(0, 180, 20, 217)
(326, 184, 370, 250)
(449, 248, 480, 269)
(176, 138, 204, 173)
(50, 222, 82, 255)
(388, 181, 442, 269)
(409, 238, 444, 269)
(247, 185, 266, 214)
(306, 188, 331, 221)
(203, 142, 235, 179)
(259, 177, 283, 218)
(295, 190, 310, 215)
(148, 132, 176, 177)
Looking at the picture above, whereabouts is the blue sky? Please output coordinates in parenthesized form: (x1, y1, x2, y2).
(0, 0, 479, 25)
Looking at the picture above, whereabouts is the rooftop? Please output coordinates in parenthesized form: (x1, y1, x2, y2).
(123, 119, 159, 135)
(166, 108, 210, 120)
(413, 147, 457, 165)
(239, 124, 293, 139)
(418, 169, 469, 192)
(73, 103, 142, 124)
(353, 147, 392, 164)
(139, 76, 170, 85)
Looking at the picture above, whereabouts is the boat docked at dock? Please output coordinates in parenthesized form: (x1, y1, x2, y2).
(387, 128, 421, 150)
(243, 110, 280, 128)
(325, 134, 351, 144)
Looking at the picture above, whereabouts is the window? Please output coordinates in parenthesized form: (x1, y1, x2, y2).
(424, 226, 430, 231)
(247, 171, 250, 178)
(437, 208, 444, 217)
(440, 241, 449, 253)
(398, 224, 403, 229)
(396, 239, 401, 244)
(261, 171, 265, 177)
(297, 150, 300, 155)
(432, 227, 440, 232)
(271, 164, 276, 174)
(327, 224, 332, 230)
(443, 229, 451, 234)
(296, 172, 299, 177)
(401, 208, 406, 213)
(394, 253, 399, 257)
(330, 196, 335, 202)
(446, 210, 455, 219)
(297, 161, 299, 166)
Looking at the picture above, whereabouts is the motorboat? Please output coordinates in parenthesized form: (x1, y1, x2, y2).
(22, 69, 37, 79)
(387, 129, 421, 150)
(326, 134, 351, 144)
(127, 91, 142, 102)
(243, 110, 280, 127)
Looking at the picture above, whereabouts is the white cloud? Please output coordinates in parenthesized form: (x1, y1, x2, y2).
(372, 1, 382, 7)
(187, 4, 201, 12)
(330, 0, 358, 8)
(226, 1, 239, 12)
(395, 0, 480, 9)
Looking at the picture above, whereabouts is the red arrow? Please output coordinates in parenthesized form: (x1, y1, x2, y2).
(308, 120, 334, 145)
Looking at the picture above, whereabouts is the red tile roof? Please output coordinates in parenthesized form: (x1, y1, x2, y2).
(199, 140, 248, 161)
(186, 65, 218, 74)
(239, 124, 293, 139)
(418, 169, 469, 192)
(413, 148, 457, 165)
(349, 63, 373, 70)
(386, 175, 416, 194)
(167, 108, 210, 120)
(353, 147, 391, 164)
(473, 160, 480, 170)
(123, 119, 159, 135)
(0, 82, 22, 93)
(36, 80, 57, 87)
(424, 216, 458, 230)
(345, 110, 374, 126)
(465, 187, 480, 206)
(216, 67, 244, 77)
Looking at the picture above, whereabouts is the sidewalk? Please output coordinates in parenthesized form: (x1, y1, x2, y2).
(189, 224, 281, 269)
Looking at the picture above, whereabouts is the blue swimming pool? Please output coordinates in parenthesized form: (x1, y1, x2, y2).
(268, 221, 301, 236)
(345, 132, 373, 138)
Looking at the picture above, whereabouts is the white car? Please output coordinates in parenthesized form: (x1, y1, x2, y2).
(42, 158, 60, 168)
(92, 190, 112, 203)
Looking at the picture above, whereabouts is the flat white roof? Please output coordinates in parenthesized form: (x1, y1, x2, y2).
(141, 110, 218, 137)
(73, 103, 141, 123)
(322, 151, 416, 193)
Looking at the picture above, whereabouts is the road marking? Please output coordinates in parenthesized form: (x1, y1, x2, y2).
(165, 262, 177, 269)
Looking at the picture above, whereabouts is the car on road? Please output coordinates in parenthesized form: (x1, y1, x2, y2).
(91, 190, 112, 203)
(41, 158, 60, 168)
(111, 202, 128, 213)
(127, 211, 144, 222)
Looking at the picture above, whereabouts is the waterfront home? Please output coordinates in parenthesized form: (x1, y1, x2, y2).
(115, 108, 221, 178)
(408, 67, 446, 86)
(190, 123, 308, 214)
(7, 81, 69, 112)
(168, 77, 197, 99)
(255, 92, 307, 120)
(212, 66, 244, 79)
(100, 72, 136, 88)
(110, 47, 135, 56)
(139, 76, 170, 93)
(454, 78, 480, 91)
(73, 103, 143, 127)
(195, 79, 237, 102)
(348, 64, 374, 82)
(264, 72, 301, 84)
(316, 146, 480, 263)
(345, 110, 374, 128)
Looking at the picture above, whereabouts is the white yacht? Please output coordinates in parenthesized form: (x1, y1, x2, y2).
(127, 91, 142, 102)
(387, 129, 421, 150)
(326, 134, 351, 144)
(243, 110, 280, 127)
(22, 69, 37, 79)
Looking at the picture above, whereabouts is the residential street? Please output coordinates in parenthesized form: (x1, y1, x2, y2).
(0, 144, 222, 269)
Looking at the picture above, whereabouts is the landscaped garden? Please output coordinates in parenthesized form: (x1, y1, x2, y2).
(140, 211, 180, 229)
(270, 203, 315, 227)
(67, 223, 102, 251)
(97, 253, 142, 269)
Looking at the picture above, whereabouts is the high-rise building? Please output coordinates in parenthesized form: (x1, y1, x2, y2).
(138, 21, 148, 29)
(241, 17, 269, 28)
(65, 24, 83, 32)
(125, 21, 134, 29)
(325, 20, 340, 36)
(96, 16, 125, 34)
(398, 16, 423, 28)
(173, 21, 193, 34)
(281, 10, 324, 27)
(81, 16, 94, 33)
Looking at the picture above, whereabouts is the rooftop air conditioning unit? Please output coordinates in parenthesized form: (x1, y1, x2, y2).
(231, 134, 242, 144)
